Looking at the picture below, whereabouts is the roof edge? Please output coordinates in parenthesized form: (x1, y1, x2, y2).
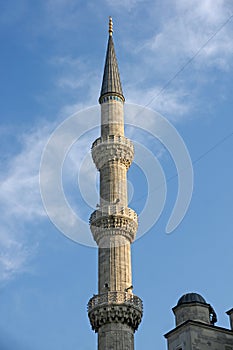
(164, 319, 233, 339)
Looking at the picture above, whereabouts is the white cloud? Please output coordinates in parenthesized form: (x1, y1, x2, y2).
(126, 85, 192, 122)
(0, 234, 37, 282)
(144, 0, 233, 71)
(114, 0, 233, 121)
(0, 127, 51, 219)
(0, 124, 53, 282)
(50, 55, 100, 106)
(1, 1, 231, 280)
(0, 113, 99, 280)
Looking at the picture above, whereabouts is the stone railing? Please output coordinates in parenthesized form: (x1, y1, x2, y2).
(88, 291, 143, 314)
(92, 135, 133, 149)
(90, 206, 138, 222)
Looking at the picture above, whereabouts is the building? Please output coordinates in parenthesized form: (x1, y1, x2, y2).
(165, 292, 233, 350)
(87, 17, 143, 350)
(86, 18, 233, 350)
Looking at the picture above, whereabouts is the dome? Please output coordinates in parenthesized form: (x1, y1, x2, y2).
(177, 293, 206, 306)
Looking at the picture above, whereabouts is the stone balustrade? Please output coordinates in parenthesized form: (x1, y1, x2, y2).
(92, 135, 133, 149)
(90, 205, 138, 221)
(88, 291, 143, 312)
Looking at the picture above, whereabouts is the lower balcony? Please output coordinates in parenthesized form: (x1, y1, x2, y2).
(88, 291, 143, 332)
(88, 291, 143, 313)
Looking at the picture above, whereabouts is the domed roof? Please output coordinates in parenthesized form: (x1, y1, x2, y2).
(177, 293, 206, 306)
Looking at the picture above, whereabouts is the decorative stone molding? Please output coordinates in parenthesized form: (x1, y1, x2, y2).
(99, 93, 125, 104)
(88, 292, 143, 332)
(92, 136, 134, 170)
(90, 206, 138, 244)
(90, 221, 137, 244)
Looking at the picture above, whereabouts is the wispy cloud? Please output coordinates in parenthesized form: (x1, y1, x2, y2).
(126, 86, 192, 122)
(24, 0, 227, 121)
(0, 115, 98, 281)
(116, 0, 233, 121)
(1, 0, 232, 281)
(50, 55, 100, 106)
(142, 0, 233, 71)
(0, 124, 52, 282)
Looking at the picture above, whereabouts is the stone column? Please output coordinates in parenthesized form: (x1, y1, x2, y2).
(88, 99, 143, 350)
(88, 19, 142, 349)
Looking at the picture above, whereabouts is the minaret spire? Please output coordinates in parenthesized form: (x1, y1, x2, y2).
(99, 17, 125, 103)
(88, 18, 142, 350)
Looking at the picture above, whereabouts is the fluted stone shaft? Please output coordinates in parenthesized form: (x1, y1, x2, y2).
(98, 236, 132, 294)
(100, 162, 128, 207)
(101, 98, 124, 137)
(100, 99, 126, 206)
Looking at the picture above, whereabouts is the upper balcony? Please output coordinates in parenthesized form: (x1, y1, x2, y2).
(92, 135, 133, 149)
(91, 135, 134, 170)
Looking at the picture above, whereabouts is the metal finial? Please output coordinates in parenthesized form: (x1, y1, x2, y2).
(109, 16, 113, 36)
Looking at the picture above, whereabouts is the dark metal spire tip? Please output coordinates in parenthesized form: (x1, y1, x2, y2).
(99, 18, 125, 104)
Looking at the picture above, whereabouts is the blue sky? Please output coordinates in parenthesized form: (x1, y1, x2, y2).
(0, 0, 233, 349)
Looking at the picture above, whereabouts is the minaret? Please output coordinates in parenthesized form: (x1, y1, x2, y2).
(88, 18, 143, 349)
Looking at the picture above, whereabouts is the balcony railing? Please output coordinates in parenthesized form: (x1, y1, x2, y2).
(92, 135, 133, 149)
(90, 206, 138, 223)
(88, 291, 143, 313)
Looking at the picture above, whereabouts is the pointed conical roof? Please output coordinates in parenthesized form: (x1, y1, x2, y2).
(99, 18, 125, 103)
